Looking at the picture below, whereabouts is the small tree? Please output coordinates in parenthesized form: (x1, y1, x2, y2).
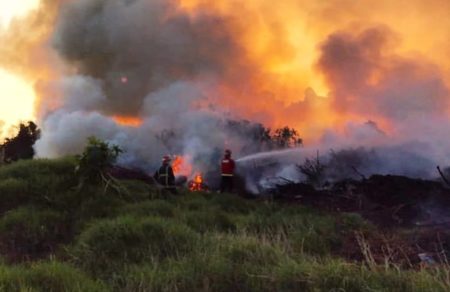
(76, 137, 123, 189)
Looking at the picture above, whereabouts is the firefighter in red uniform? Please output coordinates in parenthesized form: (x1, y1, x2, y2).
(220, 149, 235, 193)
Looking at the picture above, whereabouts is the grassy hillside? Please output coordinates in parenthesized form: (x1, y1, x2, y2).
(0, 158, 448, 291)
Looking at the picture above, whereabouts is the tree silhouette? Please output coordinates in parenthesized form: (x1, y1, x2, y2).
(273, 126, 303, 148)
(1, 121, 40, 163)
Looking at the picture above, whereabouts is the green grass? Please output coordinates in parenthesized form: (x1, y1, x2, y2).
(71, 216, 198, 277)
(0, 158, 448, 291)
(0, 206, 69, 260)
(0, 261, 107, 292)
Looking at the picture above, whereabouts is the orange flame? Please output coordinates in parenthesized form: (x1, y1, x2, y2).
(172, 155, 193, 176)
(189, 173, 205, 191)
(112, 115, 143, 127)
(172, 156, 206, 191)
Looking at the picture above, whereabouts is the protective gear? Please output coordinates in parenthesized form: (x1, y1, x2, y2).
(220, 150, 235, 193)
(221, 158, 235, 176)
(162, 155, 171, 163)
(154, 156, 176, 194)
(154, 164, 175, 187)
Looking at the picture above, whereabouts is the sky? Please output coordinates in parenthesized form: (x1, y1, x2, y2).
(0, 0, 40, 138)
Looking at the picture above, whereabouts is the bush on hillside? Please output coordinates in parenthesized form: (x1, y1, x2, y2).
(0, 207, 69, 260)
(72, 216, 197, 276)
(76, 137, 122, 186)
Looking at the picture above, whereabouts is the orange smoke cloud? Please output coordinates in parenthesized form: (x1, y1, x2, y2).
(112, 115, 143, 127)
(175, 0, 450, 140)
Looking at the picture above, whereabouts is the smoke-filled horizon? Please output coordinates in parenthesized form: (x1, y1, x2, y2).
(1, 0, 449, 182)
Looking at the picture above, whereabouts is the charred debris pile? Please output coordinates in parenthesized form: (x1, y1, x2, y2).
(268, 168, 450, 228)
(235, 147, 450, 228)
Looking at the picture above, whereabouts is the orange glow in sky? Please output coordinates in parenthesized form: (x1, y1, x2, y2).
(0, 0, 40, 138)
(0, 69, 35, 137)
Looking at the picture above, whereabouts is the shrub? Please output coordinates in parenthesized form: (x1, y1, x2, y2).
(76, 137, 122, 186)
(0, 207, 69, 260)
(72, 216, 197, 276)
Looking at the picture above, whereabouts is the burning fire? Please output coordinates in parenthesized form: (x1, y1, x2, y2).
(112, 115, 143, 127)
(188, 173, 207, 191)
(172, 155, 193, 177)
(172, 156, 207, 191)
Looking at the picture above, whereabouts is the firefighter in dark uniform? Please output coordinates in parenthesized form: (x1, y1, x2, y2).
(220, 149, 235, 193)
(154, 155, 176, 194)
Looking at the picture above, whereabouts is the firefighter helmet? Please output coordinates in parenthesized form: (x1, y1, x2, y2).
(162, 155, 171, 162)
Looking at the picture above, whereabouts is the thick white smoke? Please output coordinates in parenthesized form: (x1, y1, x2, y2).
(34, 0, 248, 174)
(34, 0, 450, 190)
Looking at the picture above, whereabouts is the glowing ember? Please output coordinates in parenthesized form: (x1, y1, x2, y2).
(120, 76, 128, 84)
(112, 115, 143, 127)
(188, 173, 207, 191)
